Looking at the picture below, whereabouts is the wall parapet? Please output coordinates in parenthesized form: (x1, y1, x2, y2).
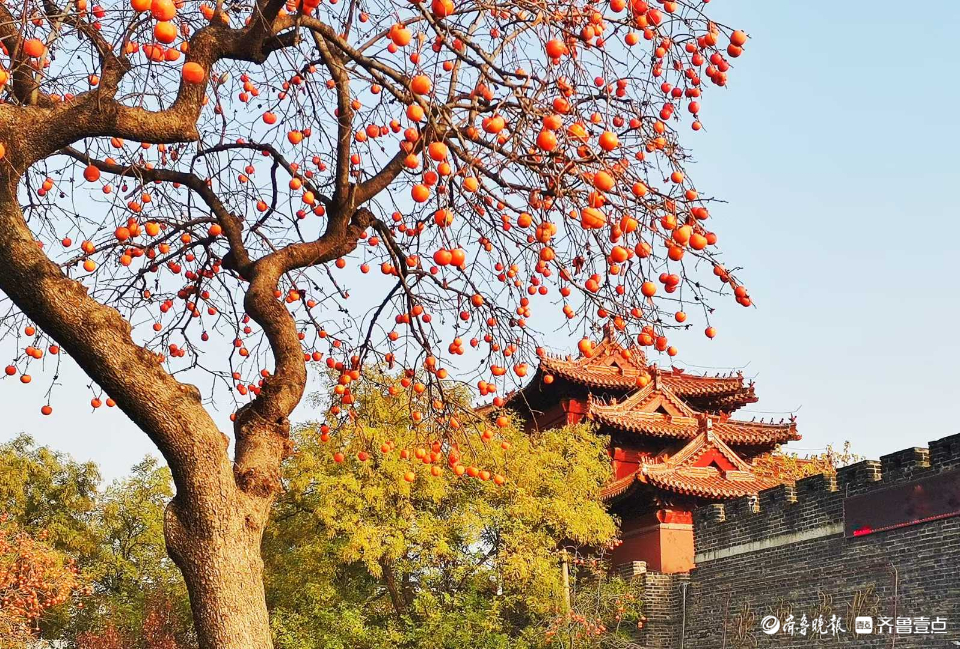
(693, 432, 960, 556)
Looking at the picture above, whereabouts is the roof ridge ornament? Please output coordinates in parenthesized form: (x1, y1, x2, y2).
(602, 320, 615, 341)
(699, 414, 714, 440)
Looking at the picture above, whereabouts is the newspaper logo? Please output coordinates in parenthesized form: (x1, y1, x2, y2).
(761, 613, 948, 638)
(855, 617, 874, 634)
(760, 615, 781, 635)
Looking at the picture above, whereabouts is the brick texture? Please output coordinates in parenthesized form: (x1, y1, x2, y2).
(631, 432, 960, 648)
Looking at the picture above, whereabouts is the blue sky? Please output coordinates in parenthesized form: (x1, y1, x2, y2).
(3, 1, 959, 480)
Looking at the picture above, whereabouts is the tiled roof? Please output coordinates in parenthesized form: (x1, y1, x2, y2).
(588, 379, 799, 446)
(661, 373, 757, 405)
(601, 428, 782, 502)
(593, 411, 798, 445)
(537, 331, 756, 408)
(597, 379, 700, 417)
(642, 467, 779, 499)
(600, 471, 646, 501)
(539, 336, 650, 389)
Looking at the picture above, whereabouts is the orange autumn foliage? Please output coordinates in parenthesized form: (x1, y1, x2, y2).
(0, 516, 87, 643)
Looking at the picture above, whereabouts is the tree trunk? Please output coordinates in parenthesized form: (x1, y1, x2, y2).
(380, 558, 408, 623)
(0, 186, 281, 648)
(165, 496, 274, 649)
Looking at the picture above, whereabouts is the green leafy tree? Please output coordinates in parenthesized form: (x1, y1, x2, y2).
(263, 371, 625, 649)
(0, 434, 101, 558)
(1, 397, 645, 648)
(92, 459, 187, 614)
(0, 436, 193, 646)
(77, 457, 195, 647)
(0, 435, 100, 638)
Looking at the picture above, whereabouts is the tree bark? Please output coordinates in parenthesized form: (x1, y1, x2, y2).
(165, 496, 273, 648)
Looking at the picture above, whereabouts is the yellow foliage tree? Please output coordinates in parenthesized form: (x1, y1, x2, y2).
(263, 370, 635, 648)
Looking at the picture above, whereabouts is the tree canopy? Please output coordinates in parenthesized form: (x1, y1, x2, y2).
(0, 436, 194, 647)
(266, 373, 628, 648)
(0, 434, 101, 558)
(0, 393, 647, 648)
(0, 0, 757, 641)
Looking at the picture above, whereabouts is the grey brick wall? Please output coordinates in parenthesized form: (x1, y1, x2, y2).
(622, 562, 691, 649)
(637, 432, 960, 648)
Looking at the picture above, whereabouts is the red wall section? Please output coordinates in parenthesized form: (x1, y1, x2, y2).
(563, 397, 589, 424)
(611, 446, 653, 480)
(613, 510, 695, 574)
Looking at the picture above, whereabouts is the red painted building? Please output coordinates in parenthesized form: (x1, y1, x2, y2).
(507, 329, 800, 573)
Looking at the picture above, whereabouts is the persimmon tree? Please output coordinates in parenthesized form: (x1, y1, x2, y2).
(0, 0, 754, 643)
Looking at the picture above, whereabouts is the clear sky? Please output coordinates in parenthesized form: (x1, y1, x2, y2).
(3, 1, 959, 481)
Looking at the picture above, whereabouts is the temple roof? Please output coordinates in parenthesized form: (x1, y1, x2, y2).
(588, 377, 798, 446)
(535, 330, 757, 411)
(538, 335, 650, 390)
(601, 424, 783, 502)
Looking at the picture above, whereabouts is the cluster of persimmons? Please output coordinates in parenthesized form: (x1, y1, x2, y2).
(3, 0, 751, 485)
(0, 517, 89, 641)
